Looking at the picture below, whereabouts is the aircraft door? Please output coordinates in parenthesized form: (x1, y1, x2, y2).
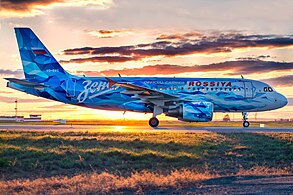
(243, 81, 253, 99)
(66, 78, 76, 97)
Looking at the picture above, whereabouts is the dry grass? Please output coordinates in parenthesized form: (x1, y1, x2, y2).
(0, 169, 214, 194)
(1, 166, 292, 194)
(235, 165, 292, 176)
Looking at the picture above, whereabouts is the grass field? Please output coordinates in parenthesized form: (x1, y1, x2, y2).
(1, 130, 293, 193)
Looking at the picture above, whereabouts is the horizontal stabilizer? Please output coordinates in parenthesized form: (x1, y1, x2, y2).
(5, 78, 47, 88)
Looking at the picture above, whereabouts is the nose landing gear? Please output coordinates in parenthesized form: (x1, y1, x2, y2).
(243, 120, 250, 127)
(242, 112, 250, 127)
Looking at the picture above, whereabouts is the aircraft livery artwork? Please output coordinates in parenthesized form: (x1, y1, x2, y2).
(6, 28, 288, 127)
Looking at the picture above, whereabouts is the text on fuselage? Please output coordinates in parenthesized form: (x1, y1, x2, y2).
(188, 81, 232, 87)
(77, 80, 109, 103)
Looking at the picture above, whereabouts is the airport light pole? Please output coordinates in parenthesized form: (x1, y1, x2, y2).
(15, 99, 18, 118)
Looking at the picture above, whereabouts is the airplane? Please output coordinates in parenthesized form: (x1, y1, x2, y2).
(6, 28, 288, 127)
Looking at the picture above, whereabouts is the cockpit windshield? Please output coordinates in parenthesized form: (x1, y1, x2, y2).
(264, 87, 273, 92)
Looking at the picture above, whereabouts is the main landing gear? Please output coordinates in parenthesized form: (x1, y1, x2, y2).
(149, 106, 163, 128)
(242, 112, 250, 127)
(149, 117, 159, 127)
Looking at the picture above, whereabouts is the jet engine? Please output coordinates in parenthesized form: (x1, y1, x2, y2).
(166, 101, 213, 122)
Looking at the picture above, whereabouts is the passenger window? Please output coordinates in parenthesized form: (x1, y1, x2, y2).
(264, 87, 268, 92)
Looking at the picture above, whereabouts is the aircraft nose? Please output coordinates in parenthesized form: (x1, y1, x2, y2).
(276, 93, 288, 108)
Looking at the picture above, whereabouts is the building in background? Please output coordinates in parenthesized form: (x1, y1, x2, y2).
(24, 114, 42, 122)
(0, 114, 42, 122)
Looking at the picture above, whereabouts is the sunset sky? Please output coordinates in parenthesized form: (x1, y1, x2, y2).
(0, 0, 292, 121)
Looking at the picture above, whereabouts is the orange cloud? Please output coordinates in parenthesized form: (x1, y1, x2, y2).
(85, 29, 133, 38)
(0, 0, 112, 18)
(156, 32, 203, 40)
(74, 60, 293, 78)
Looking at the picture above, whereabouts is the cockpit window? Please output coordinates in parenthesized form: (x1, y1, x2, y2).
(264, 87, 273, 92)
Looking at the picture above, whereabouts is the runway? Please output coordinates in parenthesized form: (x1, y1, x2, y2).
(0, 124, 292, 133)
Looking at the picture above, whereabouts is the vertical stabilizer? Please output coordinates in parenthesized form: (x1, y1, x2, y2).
(15, 28, 69, 82)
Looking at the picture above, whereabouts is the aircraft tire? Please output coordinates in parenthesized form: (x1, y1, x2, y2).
(243, 121, 250, 128)
(149, 117, 159, 127)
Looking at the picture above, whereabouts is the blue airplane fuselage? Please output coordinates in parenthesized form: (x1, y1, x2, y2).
(8, 76, 287, 113)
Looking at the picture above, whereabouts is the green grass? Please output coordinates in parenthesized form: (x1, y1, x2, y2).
(1, 130, 293, 180)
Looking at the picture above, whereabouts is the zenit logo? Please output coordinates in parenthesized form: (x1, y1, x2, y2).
(188, 81, 232, 87)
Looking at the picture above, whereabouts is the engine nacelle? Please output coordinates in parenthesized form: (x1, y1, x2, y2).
(166, 101, 213, 122)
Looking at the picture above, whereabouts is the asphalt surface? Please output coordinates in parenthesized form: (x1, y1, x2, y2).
(0, 124, 292, 133)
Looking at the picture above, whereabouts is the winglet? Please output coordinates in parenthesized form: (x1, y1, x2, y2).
(105, 77, 117, 88)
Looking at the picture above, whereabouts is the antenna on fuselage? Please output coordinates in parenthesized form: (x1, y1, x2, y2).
(241, 75, 244, 79)
(118, 73, 121, 77)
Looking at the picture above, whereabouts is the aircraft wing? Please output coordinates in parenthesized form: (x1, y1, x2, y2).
(106, 78, 183, 106)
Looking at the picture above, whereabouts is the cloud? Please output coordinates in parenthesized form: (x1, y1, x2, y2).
(0, 91, 14, 94)
(156, 32, 203, 40)
(60, 55, 141, 64)
(262, 75, 293, 87)
(236, 55, 272, 61)
(63, 32, 293, 64)
(0, 0, 112, 18)
(74, 60, 293, 77)
(0, 69, 23, 77)
(0, 95, 50, 103)
(39, 104, 78, 110)
(85, 29, 133, 38)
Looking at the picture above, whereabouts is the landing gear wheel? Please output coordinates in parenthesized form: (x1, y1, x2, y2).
(149, 117, 159, 128)
(243, 121, 250, 128)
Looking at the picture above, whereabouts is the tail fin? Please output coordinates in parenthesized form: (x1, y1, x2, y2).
(15, 28, 69, 82)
